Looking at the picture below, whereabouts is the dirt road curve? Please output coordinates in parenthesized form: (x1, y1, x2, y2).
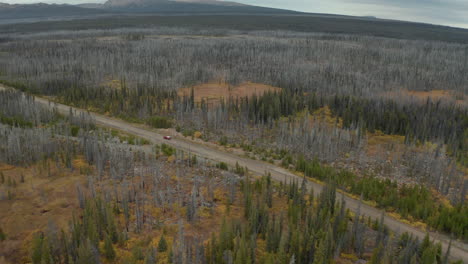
(29, 94, 468, 262)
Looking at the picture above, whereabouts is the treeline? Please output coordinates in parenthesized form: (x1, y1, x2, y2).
(175, 86, 467, 156)
(28, 172, 459, 264)
(58, 86, 467, 168)
(329, 95, 468, 165)
(178, 89, 465, 192)
(0, 114, 95, 166)
(31, 197, 120, 264)
(58, 83, 177, 120)
(1, 28, 467, 99)
(208, 90, 467, 165)
(206, 176, 353, 264)
(293, 156, 468, 240)
(0, 89, 59, 127)
(0, 90, 95, 165)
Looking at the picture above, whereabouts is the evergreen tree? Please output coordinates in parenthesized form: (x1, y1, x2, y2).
(158, 235, 168, 252)
(420, 233, 432, 257)
(59, 230, 70, 264)
(132, 246, 144, 261)
(370, 243, 384, 264)
(31, 233, 44, 264)
(421, 245, 437, 264)
(76, 240, 99, 264)
(313, 239, 328, 264)
(144, 246, 157, 264)
(40, 237, 52, 264)
(0, 226, 6, 241)
(106, 206, 118, 243)
(103, 234, 116, 260)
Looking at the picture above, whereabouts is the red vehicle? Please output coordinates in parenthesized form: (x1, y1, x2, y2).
(163, 136, 172, 140)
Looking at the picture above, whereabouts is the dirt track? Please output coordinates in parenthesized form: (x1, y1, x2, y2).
(25, 92, 468, 262)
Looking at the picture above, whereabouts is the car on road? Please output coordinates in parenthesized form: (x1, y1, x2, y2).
(163, 136, 172, 140)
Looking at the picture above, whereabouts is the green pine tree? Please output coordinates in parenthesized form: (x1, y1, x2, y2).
(132, 246, 144, 261)
(168, 248, 174, 263)
(313, 230, 332, 264)
(421, 245, 437, 264)
(103, 234, 116, 260)
(31, 233, 44, 264)
(76, 240, 97, 264)
(420, 233, 431, 256)
(106, 206, 118, 243)
(370, 243, 384, 264)
(158, 235, 168, 252)
(0, 226, 6, 241)
(40, 237, 52, 264)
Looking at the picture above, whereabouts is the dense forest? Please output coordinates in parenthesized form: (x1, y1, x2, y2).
(1, 29, 467, 97)
(0, 26, 467, 263)
(2, 15, 468, 44)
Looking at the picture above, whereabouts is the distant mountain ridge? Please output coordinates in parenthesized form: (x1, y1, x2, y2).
(99, 0, 295, 14)
(0, 0, 296, 20)
(0, 2, 108, 20)
(104, 0, 166, 7)
(172, 0, 245, 6)
(103, 0, 246, 7)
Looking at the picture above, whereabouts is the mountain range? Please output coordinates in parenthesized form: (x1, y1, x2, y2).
(0, 0, 298, 20)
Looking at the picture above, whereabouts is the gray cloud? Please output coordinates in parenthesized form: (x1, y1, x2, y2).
(337, 0, 468, 25)
(236, 0, 468, 28)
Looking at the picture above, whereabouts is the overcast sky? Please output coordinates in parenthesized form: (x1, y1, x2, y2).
(3, 0, 468, 28)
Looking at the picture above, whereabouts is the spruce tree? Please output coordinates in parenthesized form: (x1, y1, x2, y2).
(313, 238, 328, 264)
(59, 230, 70, 264)
(0, 226, 5, 241)
(40, 237, 52, 264)
(370, 243, 384, 264)
(421, 245, 437, 264)
(132, 246, 144, 261)
(158, 235, 168, 252)
(76, 240, 99, 264)
(103, 234, 116, 260)
(31, 233, 44, 264)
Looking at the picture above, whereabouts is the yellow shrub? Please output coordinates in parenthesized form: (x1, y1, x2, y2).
(340, 253, 358, 261)
(194, 131, 202, 139)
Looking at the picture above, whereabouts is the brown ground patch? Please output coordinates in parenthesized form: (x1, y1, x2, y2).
(366, 131, 406, 159)
(0, 161, 86, 264)
(178, 81, 281, 105)
(383, 89, 467, 107)
(309, 106, 343, 127)
(406, 89, 464, 102)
